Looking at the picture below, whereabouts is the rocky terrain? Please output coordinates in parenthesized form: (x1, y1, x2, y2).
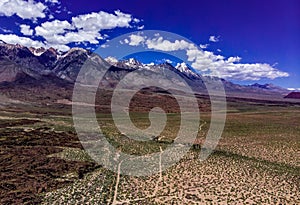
(284, 91, 300, 99)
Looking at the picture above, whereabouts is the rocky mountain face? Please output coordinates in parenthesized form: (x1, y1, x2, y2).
(0, 42, 290, 102)
(0, 56, 39, 82)
(284, 92, 300, 99)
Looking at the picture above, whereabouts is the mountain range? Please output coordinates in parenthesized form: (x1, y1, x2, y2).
(0, 42, 292, 104)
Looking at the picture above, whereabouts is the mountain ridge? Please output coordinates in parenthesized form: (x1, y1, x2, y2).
(0, 42, 290, 102)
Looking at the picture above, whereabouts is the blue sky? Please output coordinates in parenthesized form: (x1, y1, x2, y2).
(0, 0, 299, 89)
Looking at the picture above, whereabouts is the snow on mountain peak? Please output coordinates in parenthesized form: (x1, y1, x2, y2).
(105, 56, 118, 64)
(104, 57, 200, 77)
(122, 58, 143, 68)
(126, 58, 141, 65)
(175, 62, 188, 72)
(29, 47, 46, 56)
(175, 62, 198, 77)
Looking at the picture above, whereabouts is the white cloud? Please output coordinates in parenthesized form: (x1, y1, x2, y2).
(45, 43, 70, 51)
(0, 0, 47, 20)
(123, 34, 289, 81)
(45, 0, 60, 4)
(189, 50, 288, 80)
(0, 34, 45, 48)
(287, 88, 300, 91)
(226, 56, 241, 63)
(35, 20, 73, 38)
(105, 56, 118, 63)
(199, 44, 209, 49)
(33, 10, 138, 50)
(209, 35, 220, 42)
(137, 25, 144, 30)
(145, 37, 196, 51)
(126, 34, 145, 46)
(72, 10, 132, 32)
(100, 44, 109, 48)
(208, 62, 289, 80)
(35, 19, 102, 46)
(133, 18, 140, 23)
(20, 24, 34, 36)
(0, 33, 71, 51)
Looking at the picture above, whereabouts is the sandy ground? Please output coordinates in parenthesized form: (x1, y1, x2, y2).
(42, 150, 299, 204)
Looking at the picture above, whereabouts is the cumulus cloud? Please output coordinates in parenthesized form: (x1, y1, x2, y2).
(0, 3, 142, 51)
(0, 0, 47, 20)
(199, 44, 209, 49)
(287, 88, 300, 91)
(226, 56, 241, 63)
(33, 10, 138, 51)
(100, 44, 109, 48)
(145, 37, 196, 51)
(126, 34, 145, 46)
(105, 56, 118, 63)
(20, 24, 34, 36)
(0, 34, 45, 47)
(123, 34, 289, 81)
(35, 20, 100, 47)
(188, 49, 288, 80)
(35, 20, 73, 38)
(209, 35, 220, 42)
(208, 62, 289, 80)
(72, 10, 132, 31)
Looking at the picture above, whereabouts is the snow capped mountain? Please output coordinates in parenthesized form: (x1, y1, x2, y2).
(104, 57, 199, 78)
(0, 42, 47, 74)
(175, 62, 199, 78)
(29, 47, 47, 56)
(107, 57, 144, 70)
(0, 43, 289, 98)
(125, 58, 142, 68)
(105, 56, 118, 65)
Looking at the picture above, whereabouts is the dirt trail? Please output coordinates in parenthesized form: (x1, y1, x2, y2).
(111, 121, 208, 204)
(112, 160, 123, 205)
(112, 146, 164, 204)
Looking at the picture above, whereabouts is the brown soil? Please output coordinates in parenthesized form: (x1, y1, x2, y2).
(0, 124, 99, 204)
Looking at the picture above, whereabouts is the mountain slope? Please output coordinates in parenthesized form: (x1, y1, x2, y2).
(0, 56, 40, 82)
(284, 92, 300, 99)
(249, 83, 288, 95)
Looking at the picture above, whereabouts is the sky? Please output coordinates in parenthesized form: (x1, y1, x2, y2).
(0, 0, 299, 89)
